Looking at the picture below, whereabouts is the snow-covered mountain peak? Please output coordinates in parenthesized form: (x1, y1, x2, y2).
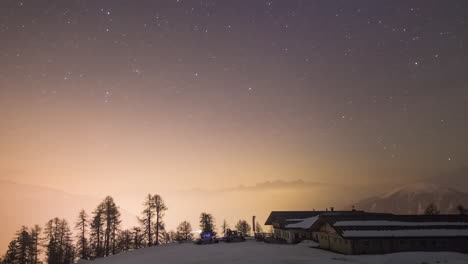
(380, 182, 453, 199)
(351, 182, 468, 214)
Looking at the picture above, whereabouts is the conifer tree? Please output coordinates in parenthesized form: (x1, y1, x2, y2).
(235, 220, 251, 236)
(29, 225, 41, 264)
(221, 220, 229, 236)
(153, 194, 167, 245)
(139, 194, 155, 247)
(199, 212, 216, 237)
(116, 229, 133, 252)
(457, 204, 467, 215)
(75, 209, 89, 260)
(132, 227, 144, 249)
(176, 221, 194, 242)
(16, 226, 32, 264)
(90, 204, 105, 258)
(44, 218, 74, 264)
(255, 221, 263, 233)
(424, 203, 440, 215)
(165, 230, 177, 243)
(101, 196, 120, 256)
(3, 239, 19, 264)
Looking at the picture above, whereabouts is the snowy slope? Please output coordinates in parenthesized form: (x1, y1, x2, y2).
(351, 183, 468, 214)
(88, 240, 468, 264)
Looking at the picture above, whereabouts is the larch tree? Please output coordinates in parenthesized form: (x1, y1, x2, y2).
(74, 209, 89, 260)
(3, 239, 19, 264)
(235, 220, 251, 236)
(16, 226, 32, 264)
(424, 203, 440, 215)
(139, 194, 155, 247)
(116, 229, 133, 253)
(153, 194, 168, 245)
(29, 225, 41, 264)
(101, 196, 121, 256)
(90, 204, 105, 258)
(132, 227, 144, 249)
(221, 220, 229, 236)
(44, 218, 75, 264)
(175, 221, 194, 242)
(165, 230, 177, 243)
(457, 204, 467, 215)
(255, 221, 263, 233)
(3, 225, 40, 264)
(199, 212, 216, 237)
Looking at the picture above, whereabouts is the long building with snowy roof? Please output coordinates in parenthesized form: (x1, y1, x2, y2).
(310, 214, 468, 254)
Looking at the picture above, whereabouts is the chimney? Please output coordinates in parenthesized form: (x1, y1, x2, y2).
(252, 215, 256, 233)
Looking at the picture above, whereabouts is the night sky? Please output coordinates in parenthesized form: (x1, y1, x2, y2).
(1, 0, 468, 194)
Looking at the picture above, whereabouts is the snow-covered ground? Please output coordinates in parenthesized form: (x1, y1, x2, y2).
(88, 240, 468, 264)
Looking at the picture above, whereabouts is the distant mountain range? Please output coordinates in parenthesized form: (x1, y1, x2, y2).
(350, 183, 468, 214)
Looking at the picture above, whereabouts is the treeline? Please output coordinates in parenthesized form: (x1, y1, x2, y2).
(424, 203, 468, 215)
(0, 194, 211, 264)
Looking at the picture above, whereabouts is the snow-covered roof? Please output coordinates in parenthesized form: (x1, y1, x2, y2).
(285, 216, 319, 229)
(342, 229, 468, 238)
(313, 214, 468, 238)
(335, 220, 468, 227)
(264, 210, 367, 226)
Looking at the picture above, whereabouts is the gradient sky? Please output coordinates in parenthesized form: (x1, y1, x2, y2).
(1, 0, 468, 197)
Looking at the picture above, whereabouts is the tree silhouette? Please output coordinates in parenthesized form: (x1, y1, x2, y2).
(221, 220, 229, 236)
(457, 205, 467, 215)
(424, 203, 440, 215)
(101, 196, 121, 256)
(235, 220, 251, 236)
(132, 227, 144, 249)
(74, 209, 89, 260)
(139, 194, 155, 246)
(3, 239, 19, 264)
(255, 221, 263, 233)
(176, 221, 194, 242)
(44, 218, 75, 264)
(153, 194, 168, 245)
(116, 229, 133, 252)
(29, 225, 41, 264)
(90, 203, 105, 258)
(199, 212, 216, 237)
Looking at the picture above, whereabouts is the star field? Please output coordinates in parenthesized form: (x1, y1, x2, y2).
(1, 0, 468, 190)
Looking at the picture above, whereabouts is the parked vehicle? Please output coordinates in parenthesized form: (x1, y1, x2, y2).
(195, 233, 219, 245)
(223, 229, 246, 243)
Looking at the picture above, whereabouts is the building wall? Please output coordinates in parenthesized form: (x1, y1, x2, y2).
(351, 238, 468, 254)
(315, 222, 468, 254)
(316, 223, 353, 254)
(273, 228, 311, 244)
(316, 232, 352, 254)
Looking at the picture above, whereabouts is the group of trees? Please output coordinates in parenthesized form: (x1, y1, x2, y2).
(2, 194, 177, 264)
(1, 193, 263, 264)
(424, 203, 467, 215)
(2, 226, 41, 264)
(139, 194, 167, 247)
